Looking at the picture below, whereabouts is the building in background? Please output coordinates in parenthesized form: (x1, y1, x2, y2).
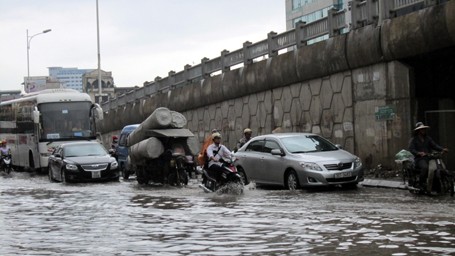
(48, 67, 94, 92)
(23, 76, 62, 93)
(82, 69, 115, 104)
(285, 0, 350, 44)
(0, 90, 21, 102)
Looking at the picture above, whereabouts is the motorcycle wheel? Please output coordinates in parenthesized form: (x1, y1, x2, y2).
(440, 173, 454, 197)
(179, 169, 188, 185)
(168, 172, 181, 187)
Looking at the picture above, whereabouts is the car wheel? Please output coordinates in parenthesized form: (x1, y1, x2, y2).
(285, 170, 300, 190)
(61, 169, 68, 183)
(48, 168, 55, 182)
(237, 167, 249, 185)
(120, 164, 130, 180)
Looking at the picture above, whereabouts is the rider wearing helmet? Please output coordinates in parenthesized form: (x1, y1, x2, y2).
(206, 132, 232, 181)
(235, 128, 253, 152)
(408, 122, 448, 188)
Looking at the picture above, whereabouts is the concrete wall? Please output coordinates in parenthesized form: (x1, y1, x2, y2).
(100, 59, 412, 169)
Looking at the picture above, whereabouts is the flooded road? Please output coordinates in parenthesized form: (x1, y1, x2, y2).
(0, 172, 454, 255)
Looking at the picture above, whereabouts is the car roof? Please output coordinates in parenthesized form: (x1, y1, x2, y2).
(121, 124, 140, 133)
(252, 133, 318, 140)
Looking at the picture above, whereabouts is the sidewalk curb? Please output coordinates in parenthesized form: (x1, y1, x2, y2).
(360, 179, 408, 190)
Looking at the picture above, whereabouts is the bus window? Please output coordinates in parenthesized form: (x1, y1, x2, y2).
(39, 101, 93, 140)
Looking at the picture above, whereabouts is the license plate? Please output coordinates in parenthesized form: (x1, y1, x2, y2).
(92, 171, 101, 178)
(335, 171, 352, 179)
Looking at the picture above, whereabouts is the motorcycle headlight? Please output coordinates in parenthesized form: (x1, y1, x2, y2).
(354, 157, 362, 169)
(299, 162, 323, 172)
(111, 161, 118, 169)
(169, 159, 176, 168)
(66, 164, 78, 171)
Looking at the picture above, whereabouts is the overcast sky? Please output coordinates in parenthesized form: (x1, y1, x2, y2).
(0, 0, 286, 91)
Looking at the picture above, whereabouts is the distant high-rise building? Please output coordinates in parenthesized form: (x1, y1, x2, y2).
(48, 67, 94, 92)
(285, 0, 350, 44)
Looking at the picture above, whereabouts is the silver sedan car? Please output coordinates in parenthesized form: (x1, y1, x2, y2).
(234, 133, 364, 190)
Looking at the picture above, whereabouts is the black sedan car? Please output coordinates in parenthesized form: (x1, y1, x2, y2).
(48, 141, 119, 183)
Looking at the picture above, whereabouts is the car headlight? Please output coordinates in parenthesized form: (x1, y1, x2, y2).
(354, 157, 362, 169)
(111, 161, 118, 169)
(299, 162, 323, 172)
(66, 164, 78, 171)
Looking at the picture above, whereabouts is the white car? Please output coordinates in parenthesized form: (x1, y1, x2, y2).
(234, 133, 364, 190)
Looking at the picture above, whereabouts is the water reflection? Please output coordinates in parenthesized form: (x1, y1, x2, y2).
(131, 194, 193, 209)
(0, 173, 454, 255)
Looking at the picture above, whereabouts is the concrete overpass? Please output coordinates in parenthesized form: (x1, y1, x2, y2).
(98, 0, 455, 170)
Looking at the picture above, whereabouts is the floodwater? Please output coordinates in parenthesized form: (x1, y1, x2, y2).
(0, 172, 454, 255)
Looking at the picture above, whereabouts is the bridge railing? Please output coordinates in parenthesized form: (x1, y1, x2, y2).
(101, 0, 445, 112)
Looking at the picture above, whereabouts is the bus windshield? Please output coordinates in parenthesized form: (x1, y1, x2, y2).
(39, 101, 94, 140)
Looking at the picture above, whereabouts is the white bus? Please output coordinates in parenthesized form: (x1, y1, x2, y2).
(0, 89, 103, 172)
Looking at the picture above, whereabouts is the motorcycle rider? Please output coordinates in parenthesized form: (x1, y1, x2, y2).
(408, 122, 448, 189)
(235, 128, 252, 152)
(0, 140, 11, 156)
(206, 132, 232, 183)
(197, 128, 219, 167)
(0, 140, 11, 171)
(110, 135, 119, 160)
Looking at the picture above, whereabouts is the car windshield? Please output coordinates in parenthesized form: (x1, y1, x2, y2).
(280, 135, 338, 153)
(64, 144, 107, 157)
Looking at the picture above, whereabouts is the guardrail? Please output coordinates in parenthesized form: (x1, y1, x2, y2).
(101, 0, 447, 111)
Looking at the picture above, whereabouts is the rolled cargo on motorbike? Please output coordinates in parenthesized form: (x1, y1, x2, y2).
(129, 137, 164, 162)
(127, 107, 173, 146)
(170, 111, 187, 128)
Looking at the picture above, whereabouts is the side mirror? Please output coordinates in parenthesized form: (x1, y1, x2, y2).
(92, 103, 104, 121)
(32, 110, 40, 124)
(335, 144, 343, 149)
(271, 148, 285, 156)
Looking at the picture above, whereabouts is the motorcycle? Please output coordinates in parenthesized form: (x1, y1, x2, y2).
(199, 156, 244, 195)
(167, 151, 190, 187)
(403, 151, 454, 197)
(0, 154, 12, 174)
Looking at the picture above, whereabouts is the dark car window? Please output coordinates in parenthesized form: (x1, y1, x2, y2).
(263, 140, 281, 153)
(54, 147, 62, 156)
(245, 140, 264, 152)
(119, 134, 128, 147)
